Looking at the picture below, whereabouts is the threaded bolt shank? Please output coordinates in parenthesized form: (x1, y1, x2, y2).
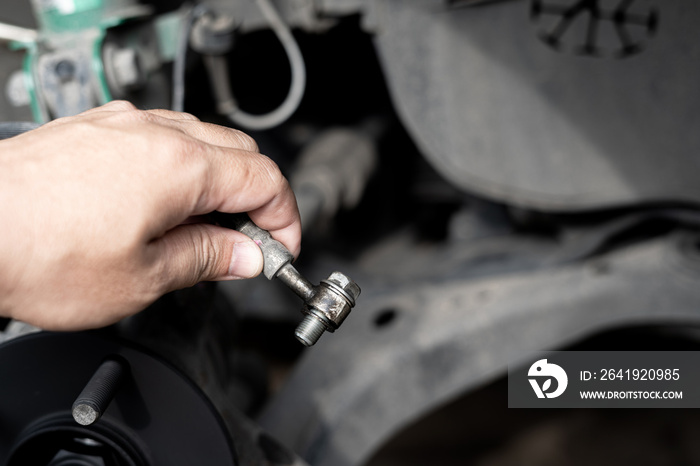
(72, 357, 127, 426)
(295, 315, 328, 347)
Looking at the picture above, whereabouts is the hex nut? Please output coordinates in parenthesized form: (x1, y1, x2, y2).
(325, 271, 361, 304)
(112, 48, 143, 90)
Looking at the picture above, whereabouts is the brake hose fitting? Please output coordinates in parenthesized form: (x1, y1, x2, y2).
(226, 214, 360, 346)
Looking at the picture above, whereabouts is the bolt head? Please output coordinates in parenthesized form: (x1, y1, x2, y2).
(54, 59, 76, 83)
(112, 48, 143, 89)
(191, 13, 237, 55)
(202, 14, 237, 34)
(326, 271, 361, 302)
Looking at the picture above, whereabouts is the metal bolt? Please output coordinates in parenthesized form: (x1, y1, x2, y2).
(323, 271, 361, 305)
(72, 357, 128, 426)
(190, 12, 237, 55)
(111, 48, 143, 90)
(54, 59, 76, 83)
(224, 213, 362, 346)
(294, 272, 361, 347)
(295, 314, 328, 347)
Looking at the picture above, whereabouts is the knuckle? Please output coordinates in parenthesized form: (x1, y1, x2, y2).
(171, 134, 208, 167)
(257, 155, 285, 186)
(148, 109, 200, 121)
(238, 133, 259, 152)
(158, 135, 210, 208)
(104, 107, 157, 128)
(208, 125, 259, 152)
(179, 112, 200, 121)
(104, 100, 138, 112)
(128, 108, 159, 123)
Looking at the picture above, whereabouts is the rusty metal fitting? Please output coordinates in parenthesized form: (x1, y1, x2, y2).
(294, 271, 361, 346)
(223, 213, 361, 346)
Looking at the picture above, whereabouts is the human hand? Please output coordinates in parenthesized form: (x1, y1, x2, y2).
(0, 101, 300, 330)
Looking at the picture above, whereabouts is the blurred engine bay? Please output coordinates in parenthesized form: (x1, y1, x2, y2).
(2, 0, 700, 465)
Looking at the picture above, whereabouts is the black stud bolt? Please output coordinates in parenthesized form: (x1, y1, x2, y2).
(72, 357, 128, 426)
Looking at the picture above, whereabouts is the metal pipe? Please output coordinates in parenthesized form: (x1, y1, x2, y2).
(0, 23, 37, 43)
(275, 263, 315, 301)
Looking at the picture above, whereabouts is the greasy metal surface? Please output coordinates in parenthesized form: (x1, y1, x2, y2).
(276, 264, 315, 301)
(259, 229, 700, 466)
(307, 288, 348, 326)
(292, 270, 360, 345)
(305, 275, 359, 329)
(226, 213, 361, 345)
(229, 214, 295, 280)
(370, 0, 700, 210)
(295, 313, 329, 347)
(322, 272, 360, 306)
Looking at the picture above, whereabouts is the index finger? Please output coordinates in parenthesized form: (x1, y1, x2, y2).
(177, 144, 302, 258)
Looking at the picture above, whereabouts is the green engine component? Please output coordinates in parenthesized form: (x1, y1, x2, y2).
(9, 0, 183, 123)
(32, 0, 117, 33)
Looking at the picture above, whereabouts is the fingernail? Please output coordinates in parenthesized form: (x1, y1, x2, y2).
(228, 241, 263, 279)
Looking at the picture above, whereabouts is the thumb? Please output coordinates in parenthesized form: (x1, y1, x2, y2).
(152, 223, 263, 291)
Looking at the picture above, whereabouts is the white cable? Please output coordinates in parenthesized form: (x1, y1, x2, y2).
(224, 0, 306, 130)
